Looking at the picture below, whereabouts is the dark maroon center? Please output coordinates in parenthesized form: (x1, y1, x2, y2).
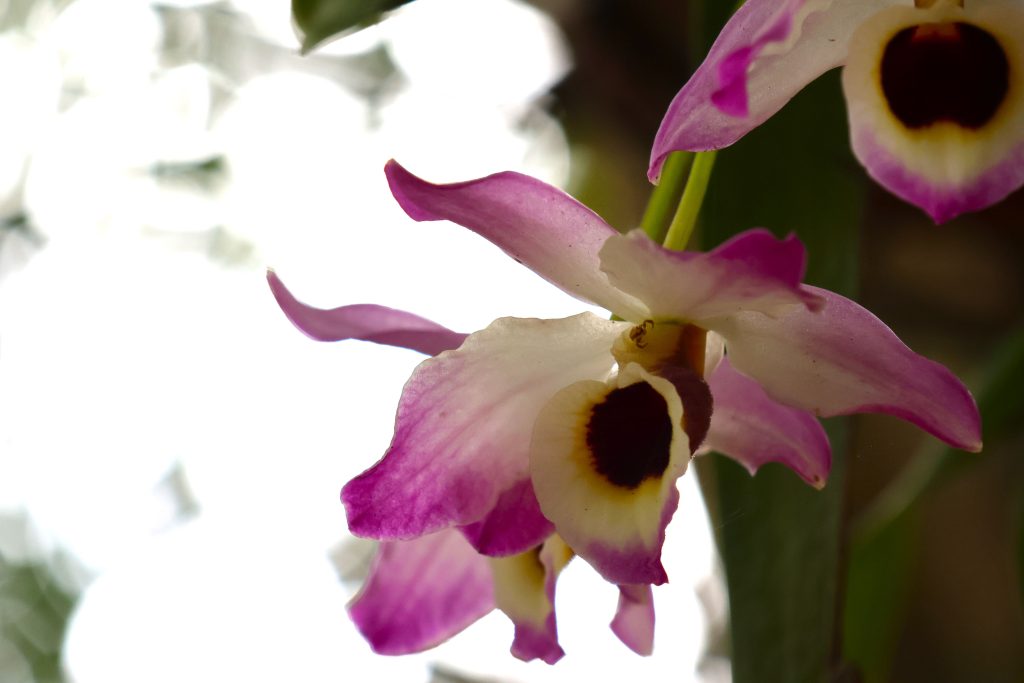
(586, 383, 673, 490)
(880, 22, 1009, 129)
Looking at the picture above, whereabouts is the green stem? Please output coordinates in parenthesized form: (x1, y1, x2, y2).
(639, 151, 693, 244)
(663, 150, 717, 252)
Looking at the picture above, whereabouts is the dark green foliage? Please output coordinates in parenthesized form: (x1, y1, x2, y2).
(291, 0, 415, 53)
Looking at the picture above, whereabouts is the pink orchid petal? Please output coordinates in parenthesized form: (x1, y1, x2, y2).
(348, 530, 494, 655)
(649, 0, 895, 180)
(598, 230, 823, 325)
(267, 271, 467, 355)
(510, 625, 564, 665)
(342, 313, 628, 550)
(385, 160, 646, 318)
(713, 287, 982, 452)
(459, 478, 555, 557)
(703, 357, 831, 488)
(611, 584, 655, 656)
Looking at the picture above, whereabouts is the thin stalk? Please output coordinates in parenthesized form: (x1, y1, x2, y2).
(639, 151, 693, 243)
(663, 150, 717, 252)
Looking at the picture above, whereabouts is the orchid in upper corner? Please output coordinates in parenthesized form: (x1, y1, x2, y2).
(269, 160, 981, 662)
(650, 0, 1024, 223)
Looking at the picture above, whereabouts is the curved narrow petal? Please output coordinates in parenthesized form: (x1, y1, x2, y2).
(385, 160, 646, 319)
(842, 3, 1024, 222)
(649, 0, 898, 180)
(711, 287, 982, 452)
(611, 584, 655, 656)
(529, 364, 690, 585)
(598, 230, 823, 325)
(702, 357, 831, 488)
(459, 478, 555, 557)
(342, 313, 628, 552)
(490, 535, 573, 664)
(267, 270, 467, 355)
(348, 530, 494, 655)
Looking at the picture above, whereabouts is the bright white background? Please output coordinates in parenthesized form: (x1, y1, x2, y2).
(0, 1, 725, 681)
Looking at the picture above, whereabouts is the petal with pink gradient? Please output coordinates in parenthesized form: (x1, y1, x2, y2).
(267, 270, 467, 355)
(459, 478, 555, 557)
(702, 356, 831, 488)
(342, 313, 628, 546)
(611, 584, 655, 656)
(529, 364, 690, 585)
(712, 286, 982, 452)
(649, 0, 896, 179)
(490, 535, 573, 664)
(598, 230, 823, 325)
(348, 530, 494, 655)
(385, 160, 646, 319)
(842, 2, 1024, 222)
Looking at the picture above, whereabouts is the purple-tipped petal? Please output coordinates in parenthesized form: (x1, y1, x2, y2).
(611, 584, 655, 656)
(850, 126, 1024, 224)
(529, 364, 691, 585)
(599, 230, 823, 325)
(491, 535, 573, 664)
(459, 478, 555, 557)
(649, 0, 893, 180)
(703, 357, 831, 488)
(842, 3, 1024, 222)
(713, 287, 982, 452)
(342, 313, 627, 550)
(510, 625, 564, 665)
(581, 488, 679, 587)
(348, 530, 494, 655)
(267, 270, 467, 355)
(385, 160, 646, 318)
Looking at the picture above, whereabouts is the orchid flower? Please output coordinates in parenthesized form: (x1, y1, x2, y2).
(269, 160, 981, 661)
(650, 0, 1024, 223)
(270, 271, 659, 662)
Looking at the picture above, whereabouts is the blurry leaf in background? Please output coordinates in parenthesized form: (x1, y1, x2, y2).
(843, 509, 917, 683)
(0, 556, 76, 683)
(1019, 491, 1024, 616)
(292, 0, 414, 54)
(846, 323, 1024, 682)
(429, 664, 510, 683)
(855, 324, 1024, 540)
(697, 62, 866, 683)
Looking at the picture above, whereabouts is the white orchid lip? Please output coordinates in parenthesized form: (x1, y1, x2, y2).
(843, 1, 1024, 221)
(586, 381, 675, 489)
(529, 364, 693, 585)
(879, 20, 1009, 131)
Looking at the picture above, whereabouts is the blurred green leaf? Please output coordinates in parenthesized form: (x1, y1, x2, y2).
(0, 556, 76, 683)
(697, 66, 867, 683)
(292, 0, 414, 54)
(844, 323, 1024, 681)
(843, 510, 916, 683)
(972, 324, 1024, 441)
(856, 323, 1024, 538)
(1019, 492, 1024, 616)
